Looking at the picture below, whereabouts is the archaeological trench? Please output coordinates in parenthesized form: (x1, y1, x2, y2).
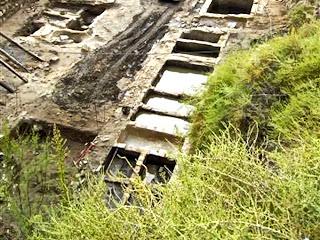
(0, 0, 289, 207)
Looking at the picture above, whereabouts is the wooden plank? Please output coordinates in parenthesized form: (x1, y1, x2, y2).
(0, 47, 29, 72)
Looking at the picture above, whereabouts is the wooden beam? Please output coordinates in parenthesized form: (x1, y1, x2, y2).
(0, 81, 15, 93)
(0, 48, 29, 72)
(0, 58, 28, 83)
(0, 32, 45, 62)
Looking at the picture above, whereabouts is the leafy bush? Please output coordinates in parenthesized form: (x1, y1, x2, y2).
(288, 3, 314, 28)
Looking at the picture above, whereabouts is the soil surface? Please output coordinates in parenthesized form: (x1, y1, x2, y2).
(53, 3, 179, 110)
(0, 0, 289, 166)
(0, 0, 193, 168)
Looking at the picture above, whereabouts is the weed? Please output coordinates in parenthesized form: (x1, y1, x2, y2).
(29, 129, 320, 239)
(0, 124, 69, 238)
(288, 3, 314, 29)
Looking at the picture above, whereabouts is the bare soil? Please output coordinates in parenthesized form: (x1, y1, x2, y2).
(53, 5, 179, 110)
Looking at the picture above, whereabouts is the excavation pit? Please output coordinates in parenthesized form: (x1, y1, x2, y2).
(20, 3, 106, 38)
(104, 181, 127, 209)
(152, 65, 208, 97)
(140, 154, 176, 184)
(82, 7, 105, 25)
(164, 59, 212, 73)
(104, 147, 139, 179)
(67, 6, 106, 31)
(207, 0, 254, 14)
(181, 30, 222, 43)
(142, 90, 194, 118)
(131, 109, 190, 136)
(105, 147, 176, 185)
(16, 20, 46, 37)
(173, 39, 221, 58)
(117, 125, 181, 153)
(11, 119, 98, 161)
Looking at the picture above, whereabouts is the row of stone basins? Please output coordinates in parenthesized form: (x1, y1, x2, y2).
(103, 28, 230, 207)
(103, 0, 257, 207)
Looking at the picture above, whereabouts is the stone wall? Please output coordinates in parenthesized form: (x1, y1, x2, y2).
(0, 0, 27, 23)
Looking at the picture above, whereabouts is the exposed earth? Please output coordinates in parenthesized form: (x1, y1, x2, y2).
(0, 0, 288, 167)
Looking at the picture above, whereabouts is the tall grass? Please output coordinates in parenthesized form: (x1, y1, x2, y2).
(190, 21, 320, 148)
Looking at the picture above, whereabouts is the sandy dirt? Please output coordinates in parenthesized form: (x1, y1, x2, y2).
(0, 0, 195, 166)
(0, 0, 289, 167)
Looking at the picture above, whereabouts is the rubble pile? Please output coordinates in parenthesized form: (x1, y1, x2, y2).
(0, 0, 32, 23)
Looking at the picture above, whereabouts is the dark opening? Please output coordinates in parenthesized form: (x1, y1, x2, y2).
(181, 30, 222, 43)
(140, 154, 176, 184)
(67, 7, 105, 31)
(82, 7, 105, 25)
(173, 40, 221, 58)
(207, 0, 254, 14)
(14, 16, 45, 37)
(104, 147, 139, 179)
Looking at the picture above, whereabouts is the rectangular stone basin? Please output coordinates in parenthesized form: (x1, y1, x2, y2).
(154, 66, 208, 96)
(132, 110, 190, 136)
(140, 154, 176, 184)
(207, 0, 254, 14)
(173, 39, 221, 58)
(181, 30, 222, 43)
(117, 125, 181, 154)
(143, 91, 194, 118)
(104, 147, 139, 179)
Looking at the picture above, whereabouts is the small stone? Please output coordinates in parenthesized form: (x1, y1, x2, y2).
(49, 56, 60, 64)
(60, 35, 69, 41)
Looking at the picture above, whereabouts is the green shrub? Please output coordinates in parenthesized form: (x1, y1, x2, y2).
(30, 129, 320, 239)
(0, 125, 70, 239)
(191, 22, 320, 148)
(288, 3, 314, 29)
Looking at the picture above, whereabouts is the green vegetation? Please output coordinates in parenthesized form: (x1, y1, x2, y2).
(0, 125, 70, 239)
(27, 131, 320, 239)
(2, 6, 320, 240)
(27, 20, 320, 240)
(191, 21, 320, 148)
(288, 3, 314, 28)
